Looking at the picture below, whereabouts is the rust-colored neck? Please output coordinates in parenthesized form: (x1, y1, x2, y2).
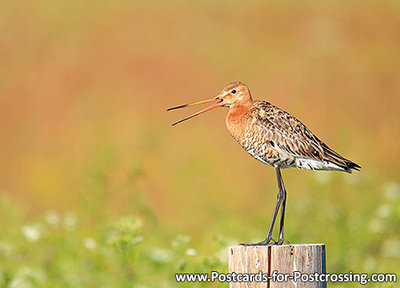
(228, 100, 253, 115)
(226, 101, 254, 141)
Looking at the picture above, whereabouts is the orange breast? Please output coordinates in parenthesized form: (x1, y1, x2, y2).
(225, 104, 252, 143)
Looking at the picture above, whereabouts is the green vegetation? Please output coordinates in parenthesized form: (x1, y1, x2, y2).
(0, 171, 230, 287)
(0, 167, 399, 287)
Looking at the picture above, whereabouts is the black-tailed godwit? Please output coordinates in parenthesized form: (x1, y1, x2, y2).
(168, 82, 360, 245)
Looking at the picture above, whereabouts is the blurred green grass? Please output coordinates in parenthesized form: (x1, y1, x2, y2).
(0, 0, 400, 287)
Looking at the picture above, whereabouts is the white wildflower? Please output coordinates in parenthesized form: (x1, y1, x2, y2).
(8, 267, 46, 288)
(22, 225, 41, 242)
(83, 238, 97, 250)
(132, 235, 143, 245)
(216, 248, 228, 264)
(148, 248, 172, 264)
(64, 212, 77, 231)
(185, 248, 197, 256)
(45, 210, 60, 227)
(377, 204, 391, 219)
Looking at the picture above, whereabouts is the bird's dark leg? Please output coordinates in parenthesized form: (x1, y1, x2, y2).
(241, 167, 283, 246)
(276, 168, 289, 245)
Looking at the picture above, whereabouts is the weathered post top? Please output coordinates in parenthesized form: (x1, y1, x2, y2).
(229, 244, 326, 288)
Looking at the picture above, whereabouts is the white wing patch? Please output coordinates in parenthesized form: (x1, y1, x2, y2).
(295, 157, 346, 172)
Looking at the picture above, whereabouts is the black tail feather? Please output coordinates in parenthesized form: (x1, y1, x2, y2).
(344, 160, 361, 173)
(320, 142, 360, 173)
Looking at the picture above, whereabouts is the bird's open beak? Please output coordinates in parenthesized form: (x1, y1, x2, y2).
(167, 96, 224, 126)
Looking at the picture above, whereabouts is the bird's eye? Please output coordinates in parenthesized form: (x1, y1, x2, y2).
(231, 89, 237, 94)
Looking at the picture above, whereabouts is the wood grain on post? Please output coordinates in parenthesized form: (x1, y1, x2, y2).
(229, 244, 326, 288)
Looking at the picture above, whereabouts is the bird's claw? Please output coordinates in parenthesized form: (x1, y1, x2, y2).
(276, 237, 290, 245)
(241, 236, 290, 246)
(240, 237, 277, 246)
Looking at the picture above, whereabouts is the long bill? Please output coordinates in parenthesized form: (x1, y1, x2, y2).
(167, 97, 224, 126)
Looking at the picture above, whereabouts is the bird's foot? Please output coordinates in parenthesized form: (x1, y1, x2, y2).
(276, 237, 290, 245)
(240, 237, 276, 246)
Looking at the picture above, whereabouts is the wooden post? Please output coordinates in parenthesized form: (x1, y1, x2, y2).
(229, 244, 326, 288)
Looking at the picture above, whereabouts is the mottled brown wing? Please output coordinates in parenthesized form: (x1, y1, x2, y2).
(252, 101, 351, 169)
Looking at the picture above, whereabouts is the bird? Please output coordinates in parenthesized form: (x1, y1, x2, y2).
(167, 82, 360, 245)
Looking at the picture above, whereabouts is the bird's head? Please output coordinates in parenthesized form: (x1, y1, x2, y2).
(216, 82, 252, 106)
(167, 82, 252, 126)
